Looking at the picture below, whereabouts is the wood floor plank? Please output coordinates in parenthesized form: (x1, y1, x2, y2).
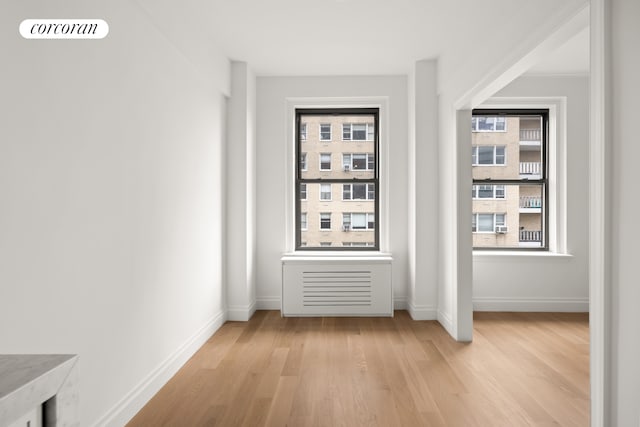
(128, 311, 589, 427)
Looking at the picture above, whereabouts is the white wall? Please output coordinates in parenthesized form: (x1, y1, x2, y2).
(472, 76, 589, 311)
(610, 0, 640, 424)
(255, 76, 409, 308)
(0, 1, 229, 425)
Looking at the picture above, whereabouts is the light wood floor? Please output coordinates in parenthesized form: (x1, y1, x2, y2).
(127, 311, 589, 427)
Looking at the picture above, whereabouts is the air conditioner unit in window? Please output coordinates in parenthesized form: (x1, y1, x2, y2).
(495, 226, 508, 234)
(342, 225, 350, 232)
(343, 165, 350, 171)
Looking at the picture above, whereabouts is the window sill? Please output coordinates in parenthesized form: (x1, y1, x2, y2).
(473, 250, 572, 259)
(282, 252, 392, 263)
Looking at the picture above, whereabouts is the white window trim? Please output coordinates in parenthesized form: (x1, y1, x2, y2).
(472, 184, 506, 200)
(300, 123, 307, 141)
(319, 212, 331, 230)
(472, 97, 567, 255)
(472, 145, 507, 166)
(285, 97, 390, 253)
(471, 116, 508, 132)
(301, 212, 307, 231)
(319, 183, 332, 201)
(319, 123, 331, 141)
(300, 183, 307, 201)
(342, 183, 375, 201)
(342, 123, 375, 141)
(472, 213, 507, 234)
(300, 153, 307, 171)
(319, 152, 332, 171)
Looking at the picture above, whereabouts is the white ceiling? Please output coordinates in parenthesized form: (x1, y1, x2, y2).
(138, 0, 589, 77)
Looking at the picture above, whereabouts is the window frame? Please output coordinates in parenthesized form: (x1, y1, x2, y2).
(342, 123, 375, 141)
(472, 184, 506, 199)
(472, 145, 506, 166)
(472, 109, 549, 251)
(319, 123, 331, 141)
(295, 108, 380, 251)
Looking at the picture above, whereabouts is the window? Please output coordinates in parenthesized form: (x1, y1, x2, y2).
(342, 123, 374, 141)
(472, 146, 505, 165)
(472, 185, 505, 199)
(343, 183, 375, 200)
(342, 213, 375, 230)
(342, 242, 375, 247)
(342, 153, 375, 171)
(320, 183, 332, 200)
(320, 124, 331, 141)
(471, 116, 506, 132)
(320, 153, 331, 170)
(472, 213, 506, 233)
(472, 110, 547, 249)
(300, 153, 307, 171)
(320, 213, 331, 230)
(296, 109, 379, 250)
(300, 123, 307, 141)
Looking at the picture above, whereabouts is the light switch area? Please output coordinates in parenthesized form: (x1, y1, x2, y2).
(7, 406, 42, 427)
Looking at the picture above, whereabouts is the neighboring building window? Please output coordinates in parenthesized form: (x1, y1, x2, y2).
(300, 153, 307, 171)
(343, 242, 375, 247)
(343, 183, 375, 200)
(472, 213, 506, 233)
(342, 123, 375, 141)
(320, 153, 331, 170)
(472, 110, 547, 249)
(342, 153, 375, 171)
(472, 146, 506, 165)
(472, 185, 505, 199)
(342, 213, 375, 230)
(320, 183, 332, 200)
(320, 124, 331, 141)
(320, 213, 331, 230)
(296, 109, 379, 250)
(300, 123, 307, 141)
(471, 116, 506, 132)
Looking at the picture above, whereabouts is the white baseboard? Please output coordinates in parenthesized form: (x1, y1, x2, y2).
(473, 296, 589, 312)
(226, 300, 257, 321)
(92, 310, 226, 427)
(256, 296, 280, 310)
(407, 302, 438, 320)
(437, 310, 455, 337)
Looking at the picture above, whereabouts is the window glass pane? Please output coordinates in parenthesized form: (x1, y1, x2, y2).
(477, 146, 494, 164)
(352, 124, 367, 140)
(352, 183, 366, 199)
(297, 111, 377, 249)
(478, 185, 494, 198)
(351, 213, 366, 229)
(352, 153, 366, 170)
(472, 183, 543, 248)
(477, 214, 494, 232)
(299, 114, 375, 180)
(320, 183, 331, 200)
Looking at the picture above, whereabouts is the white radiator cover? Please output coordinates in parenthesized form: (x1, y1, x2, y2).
(281, 255, 393, 316)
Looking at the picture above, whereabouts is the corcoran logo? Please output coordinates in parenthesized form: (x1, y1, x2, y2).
(19, 19, 109, 39)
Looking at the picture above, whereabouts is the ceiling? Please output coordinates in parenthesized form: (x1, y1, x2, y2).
(138, 0, 589, 77)
(526, 27, 589, 75)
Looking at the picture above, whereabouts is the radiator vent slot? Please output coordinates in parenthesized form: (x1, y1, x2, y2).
(302, 270, 372, 307)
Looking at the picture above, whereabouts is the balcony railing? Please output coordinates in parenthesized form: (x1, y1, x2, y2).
(520, 162, 541, 176)
(520, 196, 542, 208)
(520, 230, 542, 242)
(520, 129, 541, 141)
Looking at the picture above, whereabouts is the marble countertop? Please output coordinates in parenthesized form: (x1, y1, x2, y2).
(0, 354, 78, 426)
